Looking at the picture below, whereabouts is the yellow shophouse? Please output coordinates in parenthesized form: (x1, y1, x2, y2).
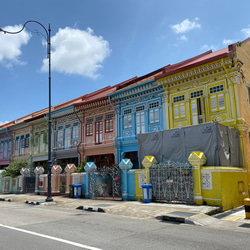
(155, 38, 250, 181)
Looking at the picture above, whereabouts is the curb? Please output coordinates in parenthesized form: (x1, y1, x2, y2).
(160, 215, 202, 226)
(76, 206, 105, 213)
(24, 201, 43, 205)
(0, 198, 11, 202)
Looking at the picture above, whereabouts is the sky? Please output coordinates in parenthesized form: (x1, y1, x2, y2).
(1, 0, 250, 125)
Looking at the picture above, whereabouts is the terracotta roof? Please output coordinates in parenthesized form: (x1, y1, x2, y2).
(74, 77, 137, 108)
(0, 94, 88, 129)
(155, 45, 235, 80)
(116, 66, 167, 92)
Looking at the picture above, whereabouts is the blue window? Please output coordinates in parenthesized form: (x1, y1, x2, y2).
(136, 112, 145, 134)
(20, 135, 25, 156)
(8, 140, 12, 151)
(64, 126, 71, 149)
(136, 106, 145, 134)
(123, 108, 132, 129)
(15, 136, 19, 150)
(72, 122, 79, 139)
(0, 142, 3, 153)
(25, 134, 29, 148)
(4, 141, 7, 158)
(149, 101, 160, 124)
(57, 126, 63, 142)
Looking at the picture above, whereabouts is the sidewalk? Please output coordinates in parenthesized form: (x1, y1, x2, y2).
(0, 193, 220, 221)
(2, 193, 250, 232)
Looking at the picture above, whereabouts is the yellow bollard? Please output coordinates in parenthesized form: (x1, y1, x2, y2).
(244, 198, 250, 219)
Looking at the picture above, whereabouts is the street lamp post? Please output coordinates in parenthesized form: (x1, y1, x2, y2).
(0, 20, 53, 202)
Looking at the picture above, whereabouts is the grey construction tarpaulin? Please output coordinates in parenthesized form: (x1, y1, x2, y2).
(138, 122, 242, 168)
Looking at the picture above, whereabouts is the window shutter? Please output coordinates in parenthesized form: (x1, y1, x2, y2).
(31, 136, 34, 146)
(44, 132, 48, 144)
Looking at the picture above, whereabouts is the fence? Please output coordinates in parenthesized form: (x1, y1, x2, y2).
(150, 161, 195, 203)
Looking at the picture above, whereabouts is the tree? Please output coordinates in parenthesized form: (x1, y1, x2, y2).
(3, 158, 30, 178)
(76, 160, 86, 173)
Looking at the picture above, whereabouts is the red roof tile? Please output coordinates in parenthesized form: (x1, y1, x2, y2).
(155, 45, 235, 80)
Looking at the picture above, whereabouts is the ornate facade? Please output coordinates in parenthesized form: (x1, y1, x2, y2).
(51, 105, 81, 168)
(156, 39, 250, 171)
(74, 86, 119, 168)
(0, 125, 13, 169)
(0, 38, 249, 182)
(26, 115, 49, 169)
(109, 69, 166, 168)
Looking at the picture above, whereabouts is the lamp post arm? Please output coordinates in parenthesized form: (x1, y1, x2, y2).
(0, 20, 53, 202)
(0, 20, 49, 39)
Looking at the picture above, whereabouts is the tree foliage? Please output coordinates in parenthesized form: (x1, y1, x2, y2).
(3, 158, 30, 178)
(76, 160, 86, 173)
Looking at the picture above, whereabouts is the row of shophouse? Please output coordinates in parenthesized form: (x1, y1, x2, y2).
(1, 38, 250, 178)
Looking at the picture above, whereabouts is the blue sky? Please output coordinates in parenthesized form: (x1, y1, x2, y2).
(1, 0, 250, 125)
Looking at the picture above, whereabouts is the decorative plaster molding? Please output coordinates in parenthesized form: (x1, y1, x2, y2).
(159, 59, 232, 88)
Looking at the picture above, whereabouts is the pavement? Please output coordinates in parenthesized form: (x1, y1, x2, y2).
(1, 193, 250, 232)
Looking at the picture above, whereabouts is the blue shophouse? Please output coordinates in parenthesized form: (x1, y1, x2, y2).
(109, 69, 166, 169)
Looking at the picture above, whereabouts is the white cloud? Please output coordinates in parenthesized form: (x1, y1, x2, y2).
(223, 39, 234, 46)
(200, 44, 219, 52)
(241, 25, 250, 38)
(0, 25, 31, 67)
(41, 27, 111, 79)
(201, 38, 237, 53)
(0, 121, 9, 126)
(171, 18, 201, 34)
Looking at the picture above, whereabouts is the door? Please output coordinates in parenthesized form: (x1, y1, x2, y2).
(191, 97, 205, 125)
(64, 127, 71, 149)
(95, 121, 103, 144)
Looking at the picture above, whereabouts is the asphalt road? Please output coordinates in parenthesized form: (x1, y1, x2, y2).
(0, 202, 250, 250)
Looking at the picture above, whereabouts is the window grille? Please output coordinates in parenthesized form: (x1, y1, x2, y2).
(73, 122, 79, 126)
(106, 113, 114, 119)
(190, 90, 203, 99)
(96, 116, 103, 122)
(86, 118, 93, 124)
(173, 95, 185, 103)
(124, 108, 132, 115)
(136, 106, 145, 112)
(209, 85, 224, 94)
(149, 102, 159, 109)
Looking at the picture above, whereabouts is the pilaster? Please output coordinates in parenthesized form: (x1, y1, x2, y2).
(188, 151, 207, 205)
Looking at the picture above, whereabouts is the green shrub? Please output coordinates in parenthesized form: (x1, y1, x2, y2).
(3, 158, 30, 178)
(76, 160, 86, 173)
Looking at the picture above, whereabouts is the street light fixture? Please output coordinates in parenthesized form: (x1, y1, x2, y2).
(0, 20, 53, 202)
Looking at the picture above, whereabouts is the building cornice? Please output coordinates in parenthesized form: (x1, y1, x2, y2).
(157, 58, 233, 88)
(110, 79, 163, 103)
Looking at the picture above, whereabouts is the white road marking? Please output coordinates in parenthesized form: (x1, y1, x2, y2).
(0, 223, 102, 250)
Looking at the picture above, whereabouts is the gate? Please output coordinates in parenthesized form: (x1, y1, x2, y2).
(149, 161, 194, 204)
(24, 175, 36, 193)
(88, 165, 122, 200)
(60, 173, 66, 195)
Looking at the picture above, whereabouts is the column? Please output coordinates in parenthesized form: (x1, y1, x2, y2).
(84, 162, 97, 198)
(142, 156, 157, 184)
(119, 159, 133, 200)
(188, 151, 207, 205)
(51, 165, 62, 196)
(64, 164, 76, 197)
(34, 166, 45, 195)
